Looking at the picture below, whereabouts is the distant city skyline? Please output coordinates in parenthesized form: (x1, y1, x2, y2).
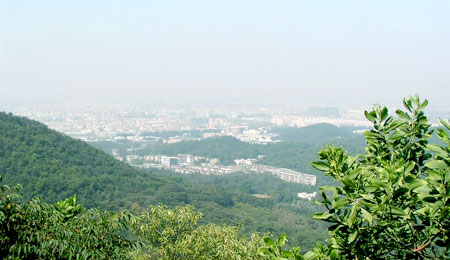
(1, 1, 449, 107)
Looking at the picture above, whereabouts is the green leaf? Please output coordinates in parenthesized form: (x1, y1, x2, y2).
(430, 227, 440, 235)
(396, 110, 411, 121)
(360, 208, 373, 224)
(277, 233, 287, 246)
(385, 119, 404, 132)
(313, 212, 332, 220)
(347, 205, 358, 227)
(380, 107, 388, 121)
(365, 111, 376, 122)
(348, 230, 358, 243)
(311, 161, 330, 171)
(303, 251, 317, 260)
(371, 179, 388, 189)
(406, 179, 426, 190)
(321, 186, 338, 192)
(391, 207, 408, 218)
(332, 198, 349, 210)
(425, 160, 448, 170)
(263, 237, 274, 246)
(404, 161, 415, 174)
(426, 144, 447, 157)
(440, 118, 450, 130)
(404, 175, 415, 183)
(417, 99, 428, 112)
(390, 130, 406, 140)
(330, 249, 339, 260)
(414, 185, 432, 198)
(359, 199, 376, 209)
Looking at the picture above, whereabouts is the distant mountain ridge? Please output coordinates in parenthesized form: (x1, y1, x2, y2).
(271, 123, 355, 142)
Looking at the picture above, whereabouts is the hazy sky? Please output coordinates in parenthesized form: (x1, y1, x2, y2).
(1, 1, 449, 107)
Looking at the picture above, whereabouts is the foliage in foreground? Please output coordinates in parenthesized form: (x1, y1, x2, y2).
(265, 96, 449, 260)
(262, 96, 449, 259)
(0, 181, 268, 259)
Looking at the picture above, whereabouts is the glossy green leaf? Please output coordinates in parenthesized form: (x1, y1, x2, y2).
(417, 99, 428, 112)
(396, 110, 411, 121)
(364, 111, 376, 122)
(426, 144, 447, 157)
(360, 208, 373, 224)
(332, 198, 349, 210)
(440, 118, 450, 130)
(312, 161, 330, 171)
(348, 230, 358, 243)
(425, 160, 448, 170)
(380, 107, 388, 121)
(347, 205, 358, 227)
(406, 179, 426, 190)
(313, 212, 332, 220)
(390, 207, 408, 217)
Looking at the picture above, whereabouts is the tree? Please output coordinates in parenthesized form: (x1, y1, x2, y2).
(306, 96, 450, 259)
(1, 179, 268, 260)
(260, 96, 449, 259)
(130, 204, 268, 260)
(0, 180, 135, 259)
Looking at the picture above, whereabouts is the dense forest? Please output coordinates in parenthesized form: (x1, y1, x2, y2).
(0, 111, 327, 247)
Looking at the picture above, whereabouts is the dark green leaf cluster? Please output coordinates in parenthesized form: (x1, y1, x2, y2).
(307, 96, 450, 259)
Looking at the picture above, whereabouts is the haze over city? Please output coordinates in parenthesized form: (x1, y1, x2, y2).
(1, 0, 449, 108)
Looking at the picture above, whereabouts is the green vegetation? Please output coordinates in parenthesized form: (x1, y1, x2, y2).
(143, 136, 261, 165)
(139, 125, 364, 166)
(0, 112, 137, 207)
(265, 96, 450, 259)
(0, 181, 267, 259)
(2, 96, 447, 259)
(0, 112, 327, 248)
(271, 123, 354, 142)
(135, 124, 366, 187)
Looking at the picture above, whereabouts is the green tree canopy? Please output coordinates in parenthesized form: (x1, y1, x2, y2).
(261, 96, 449, 259)
(306, 96, 450, 259)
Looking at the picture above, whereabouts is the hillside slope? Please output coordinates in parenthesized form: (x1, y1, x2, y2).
(271, 123, 354, 142)
(0, 112, 168, 208)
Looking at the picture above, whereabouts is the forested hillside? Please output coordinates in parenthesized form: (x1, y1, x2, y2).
(0, 112, 327, 247)
(271, 123, 354, 142)
(0, 112, 156, 207)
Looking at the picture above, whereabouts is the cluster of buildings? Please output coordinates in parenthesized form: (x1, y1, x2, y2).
(132, 154, 316, 186)
(10, 104, 372, 144)
(270, 115, 372, 128)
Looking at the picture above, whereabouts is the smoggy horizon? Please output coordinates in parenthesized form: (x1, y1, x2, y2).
(1, 1, 449, 107)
